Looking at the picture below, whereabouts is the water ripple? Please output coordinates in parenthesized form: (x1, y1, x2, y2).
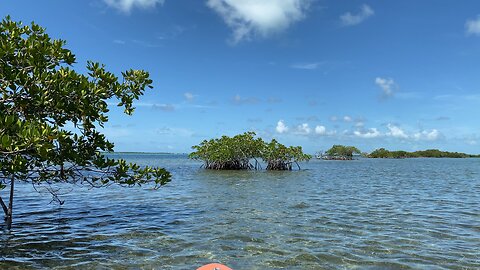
(1, 156, 480, 269)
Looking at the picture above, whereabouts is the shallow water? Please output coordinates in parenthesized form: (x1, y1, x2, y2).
(1, 155, 479, 269)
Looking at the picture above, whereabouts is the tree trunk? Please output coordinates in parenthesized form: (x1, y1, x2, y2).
(0, 196, 7, 220)
(6, 175, 14, 230)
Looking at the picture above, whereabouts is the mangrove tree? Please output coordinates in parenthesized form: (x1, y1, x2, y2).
(262, 139, 311, 170)
(189, 132, 264, 170)
(189, 132, 311, 170)
(324, 145, 361, 160)
(0, 17, 171, 229)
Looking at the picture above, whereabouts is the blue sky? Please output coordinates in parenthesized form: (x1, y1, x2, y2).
(2, 0, 480, 154)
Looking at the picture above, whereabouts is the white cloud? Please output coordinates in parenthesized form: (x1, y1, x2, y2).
(466, 16, 480, 35)
(375, 77, 396, 97)
(413, 129, 441, 141)
(315, 125, 326, 135)
(355, 121, 364, 127)
(207, 0, 311, 43)
(291, 62, 321, 70)
(386, 124, 408, 139)
(343, 116, 352, 122)
(340, 4, 374, 26)
(184, 92, 195, 102)
(426, 130, 441, 141)
(295, 123, 311, 134)
(351, 124, 442, 142)
(104, 0, 164, 13)
(276, 120, 288, 134)
(354, 128, 381, 139)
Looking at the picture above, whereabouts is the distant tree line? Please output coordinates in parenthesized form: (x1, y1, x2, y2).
(368, 148, 480, 158)
(319, 145, 479, 160)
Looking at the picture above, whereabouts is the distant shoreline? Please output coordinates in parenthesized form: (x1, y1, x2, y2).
(102, 152, 187, 155)
(367, 148, 480, 159)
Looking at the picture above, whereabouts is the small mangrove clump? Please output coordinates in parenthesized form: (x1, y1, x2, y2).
(189, 132, 264, 170)
(262, 139, 311, 170)
(189, 132, 311, 170)
(323, 145, 361, 160)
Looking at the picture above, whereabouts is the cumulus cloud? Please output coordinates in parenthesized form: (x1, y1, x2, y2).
(350, 124, 442, 142)
(184, 92, 195, 102)
(355, 121, 364, 128)
(375, 77, 396, 97)
(340, 4, 374, 26)
(413, 129, 441, 141)
(354, 128, 381, 138)
(343, 116, 352, 122)
(295, 123, 311, 135)
(315, 125, 326, 135)
(207, 0, 311, 43)
(104, 0, 164, 13)
(276, 120, 288, 133)
(386, 124, 408, 139)
(466, 16, 480, 35)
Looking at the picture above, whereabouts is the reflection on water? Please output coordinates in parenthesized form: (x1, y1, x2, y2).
(1, 155, 480, 269)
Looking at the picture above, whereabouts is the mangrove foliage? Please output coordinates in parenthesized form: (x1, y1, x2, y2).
(324, 145, 361, 160)
(0, 17, 171, 229)
(368, 148, 479, 158)
(189, 132, 264, 170)
(262, 139, 312, 170)
(189, 132, 311, 170)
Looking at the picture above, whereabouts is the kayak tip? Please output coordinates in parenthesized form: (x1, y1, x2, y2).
(196, 263, 232, 270)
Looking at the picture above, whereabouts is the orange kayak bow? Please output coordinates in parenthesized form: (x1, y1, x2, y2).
(196, 263, 232, 270)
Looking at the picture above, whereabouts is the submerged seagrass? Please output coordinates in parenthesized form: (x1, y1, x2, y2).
(189, 132, 311, 170)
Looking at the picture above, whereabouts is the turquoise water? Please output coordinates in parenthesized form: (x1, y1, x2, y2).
(1, 154, 479, 269)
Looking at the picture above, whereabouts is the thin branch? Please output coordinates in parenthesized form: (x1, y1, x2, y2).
(0, 148, 33, 155)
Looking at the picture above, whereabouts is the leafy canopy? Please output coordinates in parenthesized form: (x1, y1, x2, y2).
(0, 16, 171, 192)
(189, 132, 311, 170)
(189, 132, 264, 170)
(325, 145, 361, 158)
(262, 139, 311, 170)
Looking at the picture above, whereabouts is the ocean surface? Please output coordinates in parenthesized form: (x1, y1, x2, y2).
(1, 154, 479, 269)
